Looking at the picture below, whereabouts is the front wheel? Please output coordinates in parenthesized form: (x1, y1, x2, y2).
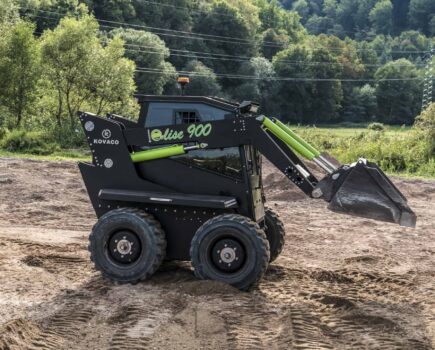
(88, 208, 166, 284)
(190, 214, 270, 290)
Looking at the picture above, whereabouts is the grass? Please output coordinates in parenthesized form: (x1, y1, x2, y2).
(0, 124, 433, 179)
(0, 148, 90, 162)
(291, 124, 410, 137)
(291, 124, 434, 178)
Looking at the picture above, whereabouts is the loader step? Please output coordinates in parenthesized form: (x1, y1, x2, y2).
(98, 189, 238, 209)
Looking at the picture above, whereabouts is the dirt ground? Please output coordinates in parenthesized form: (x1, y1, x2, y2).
(0, 157, 434, 350)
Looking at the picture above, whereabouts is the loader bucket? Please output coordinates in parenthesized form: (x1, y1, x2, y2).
(317, 159, 416, 227)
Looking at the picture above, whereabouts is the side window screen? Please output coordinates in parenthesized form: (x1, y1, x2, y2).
(174, 148, 243, 180)
(175, 111, 200, 124)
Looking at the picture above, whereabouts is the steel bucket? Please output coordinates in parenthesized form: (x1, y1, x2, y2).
(317, 159, 416, 227)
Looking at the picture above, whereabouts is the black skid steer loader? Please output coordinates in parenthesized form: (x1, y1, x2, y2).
(78, 94, 416, 290)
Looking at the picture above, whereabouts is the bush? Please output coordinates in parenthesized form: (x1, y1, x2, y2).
(414, 103, 435, 157)
(367, 122, 385, 131)
(0, 127, 7, 140)
(47, 126, 86, 149)
(1, 130, 60, 155)
(297, 125, 433, 177)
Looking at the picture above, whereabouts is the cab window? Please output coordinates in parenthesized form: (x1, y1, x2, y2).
(174, 147, 243, 180)
(175, 110, 201, 124)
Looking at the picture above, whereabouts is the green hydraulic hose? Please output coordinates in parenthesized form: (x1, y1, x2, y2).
(131, 144, 198, 163)
(261, 117, 316, 160)
(273, 118, 321, 158)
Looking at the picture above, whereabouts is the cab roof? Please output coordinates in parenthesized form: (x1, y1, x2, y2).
(135, 95, 239, 111)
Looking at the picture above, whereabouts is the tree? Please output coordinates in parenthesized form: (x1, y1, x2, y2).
(232, 57, 277, 115)
(110, 28, 175, 95)
(0, 0, 19, 24)
(256, 0, 306, 40)
(131, 0, 193, 65)
(84, 0, 136, 23)
(430, 15, 435, 36)
(305, 15, 334, 35)
(335, 0, 359, 35)
(226, 0, 261, 36)
(342, 84, 377, 122)
(0, 21, 41, 127)
(41, 14, 100, 126)
(261, 29, 290, 60)
(307, 47, 343, 122)
(375, 59, 421, 124)
(391, 30, 430, 61)
(369, 0, 393, 35)
(273, 45, 342, 123)
(273, 46, 311, 123)
(87, 36, 137, 116)
(391, 0, 410, 34)
(192, 1, 257, 90)
(21, 0, 88, 32)
(182, 61, 222, 97)
(292, 0, 310, 23)
(41, 14, 137, 127)
(408, 0, 435, 35)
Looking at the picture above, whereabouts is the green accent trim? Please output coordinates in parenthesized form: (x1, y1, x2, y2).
(273, 119, 321, 157)
(262, 117, 315, 160)
(131, 144, 188, 163)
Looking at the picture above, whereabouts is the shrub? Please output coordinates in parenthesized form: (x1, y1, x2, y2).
(414, 103, 435, 158)
(0, 127, 7, 140)
(47, 126, 86, 149)
(367, 122, 385, 131)
(1, 130, 60, 155)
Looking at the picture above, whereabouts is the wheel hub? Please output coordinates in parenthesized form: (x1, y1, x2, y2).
(211, 238, 245, 272)
(117, 239, 132, 255)
(108, 231, 141, 264)
(220, 247, 236, 263)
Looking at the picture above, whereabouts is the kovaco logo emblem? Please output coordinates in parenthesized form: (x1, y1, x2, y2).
(102, 129, 112, 139)
(93, 128, 119, 145)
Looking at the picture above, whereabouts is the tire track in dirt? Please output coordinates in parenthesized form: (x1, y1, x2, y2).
(0, 279, 174, 350)
(260, 265, 430, 349)
(0, 234, 182, 350)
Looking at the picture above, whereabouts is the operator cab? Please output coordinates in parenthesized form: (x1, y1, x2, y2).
(136, 95, 264, 222)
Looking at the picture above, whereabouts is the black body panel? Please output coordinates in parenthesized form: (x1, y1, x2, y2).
(99, 189, 239, 209)
(77, 97, 319, 260)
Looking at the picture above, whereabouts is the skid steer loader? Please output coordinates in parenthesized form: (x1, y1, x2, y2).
(78, 94, 416, 290)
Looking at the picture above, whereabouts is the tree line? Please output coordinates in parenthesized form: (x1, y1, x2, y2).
(0, 0, 433, 144)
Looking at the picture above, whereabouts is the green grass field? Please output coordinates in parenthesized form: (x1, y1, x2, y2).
(0, 149, 90, 162)
(292, 124, 410, 136)
(0, 124, 433, 178)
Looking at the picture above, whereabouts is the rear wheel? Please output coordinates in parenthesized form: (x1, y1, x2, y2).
(89, 208, 166, 284)
(264, 208, 285, 262)
(190, 214, 270, 290)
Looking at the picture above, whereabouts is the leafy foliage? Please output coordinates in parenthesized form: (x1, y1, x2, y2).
(0, 21, 41, 128)
(0, 0, 432, 177)
(374, 59, 422, 124)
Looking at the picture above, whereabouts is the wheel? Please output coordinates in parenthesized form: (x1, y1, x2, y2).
(264, 208, 285, 262)
(190, 214, 270, 290)
(88, 208, 166, 284)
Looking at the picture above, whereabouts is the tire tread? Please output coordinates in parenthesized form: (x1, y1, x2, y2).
(88, 208, 166, 284)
